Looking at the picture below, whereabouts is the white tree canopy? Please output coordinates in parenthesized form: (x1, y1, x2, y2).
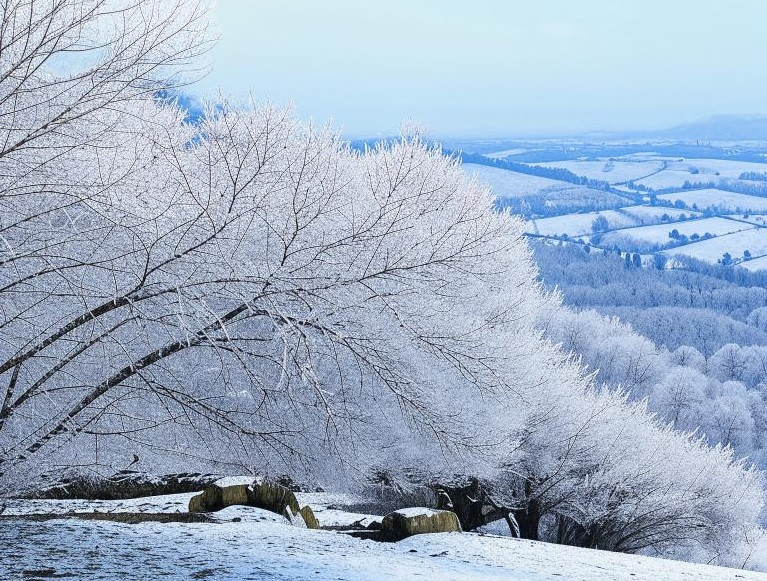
(0, 0, 763, 567)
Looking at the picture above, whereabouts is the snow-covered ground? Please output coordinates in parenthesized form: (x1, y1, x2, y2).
(531, 159, 665, 184)
(634, 159, 767, 190)
(635, 169, 707, 190)
(740, 254, 767, 271)
(530, 206, 706, 238)
(662, 228, 767, 263)
(618, 205, 700, 222)
(601, 217, 754, 246)
(658, 189, 767, 212)
(664, 158, 767, 179)
(532, 210, 636, 237)
(462, 163, 571, 196)
(731, 213, 767, 226)
(3, 492, 765, 580)
(461, 163, 628, 213)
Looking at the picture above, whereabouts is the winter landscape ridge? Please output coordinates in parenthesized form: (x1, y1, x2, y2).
(4, 1, 767, 580)
(3, 486, 766, 581)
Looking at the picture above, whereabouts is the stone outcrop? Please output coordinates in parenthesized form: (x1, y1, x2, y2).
(188, 481, 319, 529)
(297, 505, 319, 529)
(188, 485, 224, 513)
(249, 482, 300, 516)
(380, 508, 461, 540)
(220, 484, 250, 506)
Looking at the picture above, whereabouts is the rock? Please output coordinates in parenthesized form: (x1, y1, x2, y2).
(188, 481, 318, 530)
(188, 485, 224, 512)
(275, 474, 303, 492)
(221, 484, 250, 506)
(280, 503, 319, 530)
(249, 482, 300, 515)
(190, 484, 251, 512)
(364, 518, 383, 531)
(298, 505, 320, 529)
(283, 505, 303, 527)
(380, 508, 462, 540)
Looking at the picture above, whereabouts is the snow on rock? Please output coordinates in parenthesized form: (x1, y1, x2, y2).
(186, 482, 321, 529)
(390, 507, 442, 518)
(214, 505, 289, 524)
(213, 475, 257, 487)
(310, 507, 382, 528)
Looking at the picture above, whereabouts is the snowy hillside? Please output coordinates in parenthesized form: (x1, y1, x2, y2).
(4, 493, 766, 581)
(467, 144, 767, 268)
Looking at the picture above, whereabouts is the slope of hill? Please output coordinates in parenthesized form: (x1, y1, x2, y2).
(5, 492, 766, 579)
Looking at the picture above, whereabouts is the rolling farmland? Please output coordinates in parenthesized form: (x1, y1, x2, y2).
(601, 217, 753, 246)
(662, 228, 767, 263)
(657, 189, 767, 212)
(461, 145, 767, 270)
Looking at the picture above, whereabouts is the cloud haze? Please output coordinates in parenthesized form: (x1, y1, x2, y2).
(195, 1, 767, 137)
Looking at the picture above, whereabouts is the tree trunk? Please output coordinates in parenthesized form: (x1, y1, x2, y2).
(434, 478, 522, 536)
(511, 496, 541, 540)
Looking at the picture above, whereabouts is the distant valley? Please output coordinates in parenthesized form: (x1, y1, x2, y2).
(455, 137, 767, 271)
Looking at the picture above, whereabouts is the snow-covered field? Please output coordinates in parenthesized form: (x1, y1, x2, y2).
(484, 148, 527, 159)
(662, 228, 767, 263)
(635, 159, 767, 190)
(531, 206, 696, 238)
(462, 163, 628, 212)
(666, 158, 767, 179)
(601, 217, 754, 246)
(657, 189, 767, 212)
(636, 170, 714, 190)
(3, 493, 765, 581)
(618, 205, 700, 221)
(462, 163, 567, 197)
(728, 213, 767, 226)
(530, 158, 665, 184)
(468, 154, 767, 269)
(740, 254, 767, 271)
(532, 210, 632, 237)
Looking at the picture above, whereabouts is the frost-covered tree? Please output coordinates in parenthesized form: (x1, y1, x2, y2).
(0, 0, 209, 160)
(538, 308, 666, 397)
(748, 307, 767, 333)
(2, 89, 582, 494)
(670, 345, 706, 373)
(705, 386, 756, 452)
(0, 0, 763, 567)
(0, 0, 211, 479)
(534, 305, 767, 538)
(652, 366, 708, 430)
(709, 344, 748, 383)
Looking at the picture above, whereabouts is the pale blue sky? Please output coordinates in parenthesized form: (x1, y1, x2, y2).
(195, 1, 767, 138)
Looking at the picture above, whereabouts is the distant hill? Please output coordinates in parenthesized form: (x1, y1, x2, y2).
(622, 115, 767, 142)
